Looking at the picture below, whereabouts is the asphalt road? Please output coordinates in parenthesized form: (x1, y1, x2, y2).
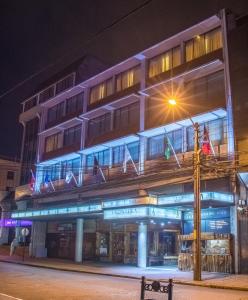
(0, 262, 247, 300)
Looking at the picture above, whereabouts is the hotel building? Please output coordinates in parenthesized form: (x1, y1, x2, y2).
(13, 9, 248, 273)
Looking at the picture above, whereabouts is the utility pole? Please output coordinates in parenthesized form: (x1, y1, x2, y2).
(193, 122, 201, 281)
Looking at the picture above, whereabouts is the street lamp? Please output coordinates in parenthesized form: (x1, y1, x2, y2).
(167, 99, 202, 281)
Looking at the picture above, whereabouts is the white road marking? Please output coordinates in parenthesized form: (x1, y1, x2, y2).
(0, 293, 23, 300)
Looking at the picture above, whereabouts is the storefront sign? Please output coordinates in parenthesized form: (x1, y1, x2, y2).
(104, 206, 181, 220)
(183, 207, 230, 221)
(103, 196, 157, 209)
(11, 204, 102, 219)
(158, 192, 233, 205)
(0, 219, 32, 227)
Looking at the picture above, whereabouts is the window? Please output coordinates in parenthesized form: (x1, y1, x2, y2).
(186, 118, 226, 151)
(148, 129, 182, 159)
(24, 96, 37, 111)
(64, 125, 81, 147)
(66, 92, 84, 115)
(114, 102, 139, 130)
(45, 133, 61, 153)
(88, 113, 111, 139)
(112, 142, 139, 165)
(39, 86, 55, 103)
(7, 171, 14, 180)
(116, 66, 140, 92)
(47, 102, 64, 124)
(86, 149, 110, 170)
(185, 27, 222, 62)
(149, 46, 181, 78)
(61, 157, 81, 178)
(56, 74, 74, 95)
(90, 78, 113, 104)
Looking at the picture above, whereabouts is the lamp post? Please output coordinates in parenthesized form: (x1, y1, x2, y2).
(167, 99, 202, 281)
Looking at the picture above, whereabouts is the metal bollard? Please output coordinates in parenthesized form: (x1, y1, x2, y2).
(167, 278, 173, 300)
(140, 276, 145, 300)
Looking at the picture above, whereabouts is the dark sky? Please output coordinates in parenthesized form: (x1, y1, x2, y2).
(1, 0, 248, 159)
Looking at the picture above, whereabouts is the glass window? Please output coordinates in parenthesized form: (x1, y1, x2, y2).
(116, 66, 140, 92)
(47, 102, 64, 124)
(90, 78, 113, 104)
(7, 171, 14, 180)
(112, 142, 139, 166)
(45, 133, 61, 153)
(148, 130, 182, 159)
(88, 113, 111, 139)
(148, 46, 181, 78)
(185, 27, 222, 62)
(114, 102, 139, 130)
(64, 125, 81, 147)
(86, 149, 109, 170)
(61, 157, 80, 178)
(66, 92, 84, 115)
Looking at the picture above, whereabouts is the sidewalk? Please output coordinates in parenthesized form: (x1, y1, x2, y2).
(0, 253, 248, 292)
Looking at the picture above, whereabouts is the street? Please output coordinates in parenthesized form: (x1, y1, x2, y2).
(0, 263, 247, 300)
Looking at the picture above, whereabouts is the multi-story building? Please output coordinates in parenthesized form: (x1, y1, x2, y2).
(12, 9, 248, 273)
(0, 157, 20, 244)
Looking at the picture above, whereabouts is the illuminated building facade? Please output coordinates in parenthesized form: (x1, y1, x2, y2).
(13, 10, 248, 273)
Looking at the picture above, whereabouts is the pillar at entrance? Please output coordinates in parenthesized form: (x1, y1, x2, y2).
(138, 223, 147, 268)
(30, 221, 47, 257)
(75, 218, 84, 263)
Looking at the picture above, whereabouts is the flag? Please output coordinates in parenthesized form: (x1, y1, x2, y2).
(201, 125, 211, 155)
(164, 136, 171, 160)
(29, 170, 36, 191)
(44, 173, 50, 187)
(123, 145, 132, 173)
(93, 156, 99, 176)
(65, 170, 73, 184)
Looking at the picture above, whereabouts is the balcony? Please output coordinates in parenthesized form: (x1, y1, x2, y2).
(45, 109, 83, 130)
(85, 124, 140, 148)
(41, 143, 80, 162)
(87, 83, 140, 111)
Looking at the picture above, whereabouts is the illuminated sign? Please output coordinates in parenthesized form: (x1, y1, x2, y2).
(11, 204, 102, 219)
(104, 206, 181, 220)
(103, 197, 157, 209)
(158, 192, 233, 205)
(184, 207, 230, 221)
(0, 219, 32, 227)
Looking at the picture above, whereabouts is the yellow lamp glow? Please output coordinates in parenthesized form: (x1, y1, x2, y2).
(168, 99, 177, 106)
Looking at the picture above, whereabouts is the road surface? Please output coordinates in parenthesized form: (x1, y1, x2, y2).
(0, 262, 247, 300)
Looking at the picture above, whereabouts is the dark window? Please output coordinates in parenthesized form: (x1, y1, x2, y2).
(114, 102, 139, 130)
(66, 92, 84, 115)
(7, 171, 14, 180)
(47, 102, 64, 124)
(64, 125, 81, 147)
(88, 113, 111, 139)
(39, 86, 55, 103)
(56, 74, 74, 95)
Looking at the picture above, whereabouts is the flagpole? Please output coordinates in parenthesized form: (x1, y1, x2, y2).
(124, 145, 139, 175)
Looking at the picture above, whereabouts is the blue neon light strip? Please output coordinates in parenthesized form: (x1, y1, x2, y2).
(104, 206, 181, 220)
(11, 204, 102, 219)
(158, 192, 233, 205)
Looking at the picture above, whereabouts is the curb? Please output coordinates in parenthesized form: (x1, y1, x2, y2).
(1, 259, 248, 292)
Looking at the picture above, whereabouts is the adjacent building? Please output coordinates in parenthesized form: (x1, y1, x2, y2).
(13, 9, 248, 273)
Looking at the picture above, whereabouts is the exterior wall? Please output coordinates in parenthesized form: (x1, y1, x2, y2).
(0, 159, 20, 191)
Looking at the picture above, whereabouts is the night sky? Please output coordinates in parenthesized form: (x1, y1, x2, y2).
(1, 0, 248, 159)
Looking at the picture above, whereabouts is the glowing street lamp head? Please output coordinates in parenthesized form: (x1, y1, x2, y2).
(168, 98, 177, 106)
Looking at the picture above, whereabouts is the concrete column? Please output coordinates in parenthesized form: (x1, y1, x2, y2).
(138, 223, 147, 268)
(29, 221, 47, 257)
(75, 218, 84, 263)
(0, 202, 11, 245)
(139, 136, 147, 174)
(230, 206, 239, 273)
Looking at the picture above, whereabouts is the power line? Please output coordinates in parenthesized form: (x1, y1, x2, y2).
(0, 0, 153, 101)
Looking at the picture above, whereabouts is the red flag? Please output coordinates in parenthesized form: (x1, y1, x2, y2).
(29, 170, 36, 191)
(201, 125, 211, 155)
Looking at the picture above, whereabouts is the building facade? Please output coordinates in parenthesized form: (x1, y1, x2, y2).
(13, 10, 248, 273)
